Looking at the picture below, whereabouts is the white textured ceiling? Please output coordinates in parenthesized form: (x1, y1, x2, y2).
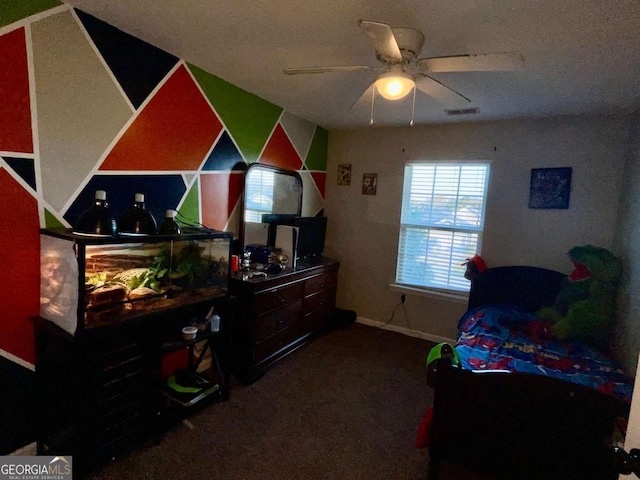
(64, 0, 640, 130)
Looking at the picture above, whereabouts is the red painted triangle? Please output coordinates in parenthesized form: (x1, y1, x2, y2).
(0, 168, 39, 363)
(100, 65, 222, 171)
(259, 124, 302, 171)
(311, 172, 326, 198)
(0, 28, 33, 154)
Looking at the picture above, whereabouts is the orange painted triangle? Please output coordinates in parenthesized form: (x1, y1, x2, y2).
(200, 172, 243, 231)
(100, 65, 222, 171)
(259, 124, 302, 171)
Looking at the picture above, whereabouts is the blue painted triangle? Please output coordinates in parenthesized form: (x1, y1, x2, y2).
(76, 9, 179, 109)
(3, 156, 36, 190)
(64, 174, 186, 228)
(202, 131, 246, 171)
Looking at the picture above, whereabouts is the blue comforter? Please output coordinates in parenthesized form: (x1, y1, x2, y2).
(455, 304, 633, 402)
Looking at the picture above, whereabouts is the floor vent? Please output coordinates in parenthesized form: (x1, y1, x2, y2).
(445, 107, 479, 116)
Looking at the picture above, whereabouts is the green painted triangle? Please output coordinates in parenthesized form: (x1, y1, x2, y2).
(179, 177, 200, 225)
(305, 127, 329, 171)
(188, 63, 282, 164)
(45, 208, 65, 229)
(0, 0, 62, 27)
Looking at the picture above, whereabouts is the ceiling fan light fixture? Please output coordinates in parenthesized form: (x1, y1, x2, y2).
(374, 71, 415, 100)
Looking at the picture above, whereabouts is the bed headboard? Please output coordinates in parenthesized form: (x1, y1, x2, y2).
(468, 266, 566, 312)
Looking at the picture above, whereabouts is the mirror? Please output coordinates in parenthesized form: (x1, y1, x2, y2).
(241, 163, 302, 251)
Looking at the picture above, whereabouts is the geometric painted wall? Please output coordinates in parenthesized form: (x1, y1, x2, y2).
(0, 2, 328, 366)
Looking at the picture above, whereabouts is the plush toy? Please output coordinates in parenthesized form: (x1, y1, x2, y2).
(462, 254, 487, 282)
(538, 245, 622, 349)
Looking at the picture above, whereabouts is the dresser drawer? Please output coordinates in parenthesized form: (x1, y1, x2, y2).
(305, 271, 336, 296)
(101, 397, 145, 428)
(102, 369, 145, 397)
(101, 385, 146, 414)
(101, 343, 143, 370)
(254, 319, 310, 363)
(102, 354, 145, 385)
(254, 281, 304, 314)
(303, 289, 335, 316)
(255, 300, 302, 340)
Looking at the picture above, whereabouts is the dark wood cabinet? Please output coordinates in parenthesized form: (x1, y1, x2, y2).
(225, 258, 339, 383)
(33, 296, 231, 473)
(34, 229, 234, 473)
(34, 320, 154, 465)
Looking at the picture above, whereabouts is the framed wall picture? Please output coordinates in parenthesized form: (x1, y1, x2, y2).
(362, 173, 377, 195)
(337, 164, 351, 185)
(528, 167, 572, 209)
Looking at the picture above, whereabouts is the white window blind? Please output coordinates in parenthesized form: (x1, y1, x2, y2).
(244, 168, 275, 223)
(396, 162, 490, 292)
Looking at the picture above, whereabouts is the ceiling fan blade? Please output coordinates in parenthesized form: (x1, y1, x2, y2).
(284, 65, 380, 75)
(357, 19, 403, 62)
(415, 75, 471, 104)
(418, 52, 524, 73)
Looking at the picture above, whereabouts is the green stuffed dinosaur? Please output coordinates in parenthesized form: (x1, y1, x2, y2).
(538, 245, 622, 348)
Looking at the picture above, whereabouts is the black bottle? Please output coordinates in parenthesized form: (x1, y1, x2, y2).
(74, 190, 118, 236)
(159, 209, 181, 235)
(120, 193, 157, 235)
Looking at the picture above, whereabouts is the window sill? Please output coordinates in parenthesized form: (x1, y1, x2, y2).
(388, 283, 469, 304)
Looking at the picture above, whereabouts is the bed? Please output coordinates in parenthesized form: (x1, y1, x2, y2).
(425, 266, 632, 480)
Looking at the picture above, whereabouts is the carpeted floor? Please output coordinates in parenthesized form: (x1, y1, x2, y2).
(81, 323, 494, 480)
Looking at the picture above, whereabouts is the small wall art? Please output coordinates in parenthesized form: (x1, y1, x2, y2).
(362, 173, 377, 195)
(337, 164, 351, 185)
(528, 167, 572, 209)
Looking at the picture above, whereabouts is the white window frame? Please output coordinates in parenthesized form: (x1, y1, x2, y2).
(394, 160, 491, 295)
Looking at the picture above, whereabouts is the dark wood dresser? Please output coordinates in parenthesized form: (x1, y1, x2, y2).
(225, 257, 339, 383)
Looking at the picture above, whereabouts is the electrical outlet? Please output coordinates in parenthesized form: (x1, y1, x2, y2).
(401, 293, 406, 304)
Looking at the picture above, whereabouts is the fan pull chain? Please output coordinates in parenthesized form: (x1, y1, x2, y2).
(369, 87, 376, 126)
(410, 86, 416, 127)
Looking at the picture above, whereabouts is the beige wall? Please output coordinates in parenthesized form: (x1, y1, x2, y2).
(324, 115, 629, 342)
(613, 113, 640, 375)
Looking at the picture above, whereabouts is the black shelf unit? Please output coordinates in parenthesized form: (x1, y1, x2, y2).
(160, 326, 231, 408)
(35, 229, 233, 473)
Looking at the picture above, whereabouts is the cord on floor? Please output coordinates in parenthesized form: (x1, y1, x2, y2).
(381, 299, 423, 339)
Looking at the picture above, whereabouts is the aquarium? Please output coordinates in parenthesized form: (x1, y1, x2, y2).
(40, 229, 232, 334)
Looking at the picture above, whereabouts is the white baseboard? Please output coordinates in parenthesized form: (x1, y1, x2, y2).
(11, 442, 37, 456)
(355, 317, 456, 345)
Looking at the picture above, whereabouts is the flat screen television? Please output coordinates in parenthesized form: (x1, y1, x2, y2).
(293, 216, 327, 261)
(261, 214, 327, 262)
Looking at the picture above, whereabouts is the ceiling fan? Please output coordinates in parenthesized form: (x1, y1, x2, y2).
(284, 20, 524, 120)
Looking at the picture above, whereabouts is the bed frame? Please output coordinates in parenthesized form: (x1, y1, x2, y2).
(427, 266, 630, 480)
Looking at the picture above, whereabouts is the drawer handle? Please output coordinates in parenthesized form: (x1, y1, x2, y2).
(279, 296, 286, 303)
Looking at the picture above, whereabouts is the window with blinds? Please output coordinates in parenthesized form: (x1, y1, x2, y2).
(244, 168, 275, 223)
(396, 162, 490, 292)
